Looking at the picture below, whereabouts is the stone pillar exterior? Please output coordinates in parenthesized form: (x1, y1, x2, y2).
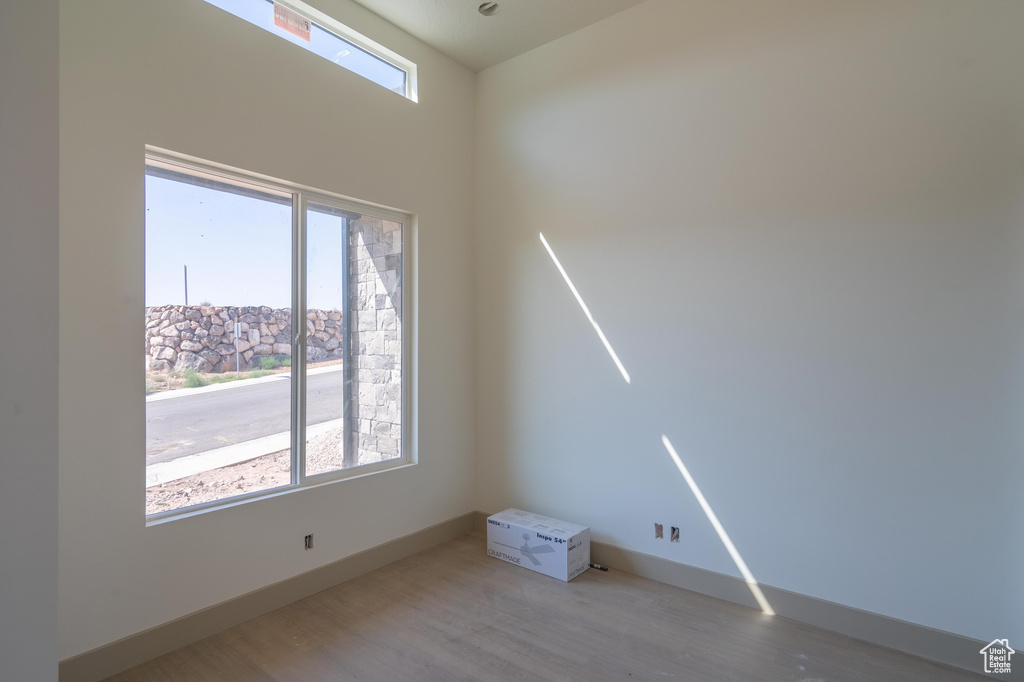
(349, 216, 403, 466)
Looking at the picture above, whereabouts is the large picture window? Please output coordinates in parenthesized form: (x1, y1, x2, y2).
(144, 152, 408, 519)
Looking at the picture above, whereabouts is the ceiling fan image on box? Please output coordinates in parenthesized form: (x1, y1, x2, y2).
(492, 533, 555, 566)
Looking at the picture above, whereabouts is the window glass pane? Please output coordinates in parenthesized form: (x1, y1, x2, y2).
(304, 203, 403, 475)
(144, 168, 293, 514)
(144, 153, 409, 519)
(204, 0, 408, 96)
(304, 203, 347, 476)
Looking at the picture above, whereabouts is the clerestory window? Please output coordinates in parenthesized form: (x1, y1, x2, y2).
(203, 0, 417, 100)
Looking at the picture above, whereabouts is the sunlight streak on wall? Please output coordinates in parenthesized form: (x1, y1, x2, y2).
(662, 435, 775, 615)
(539, 233, 631, 384)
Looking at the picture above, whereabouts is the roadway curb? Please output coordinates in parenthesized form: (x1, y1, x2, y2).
(145, 364, 343, 403)
(145, 418, 345, 487)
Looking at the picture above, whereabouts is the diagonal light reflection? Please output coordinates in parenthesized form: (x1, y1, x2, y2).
(538, 235, 769, 611)
(662, 435, 775, 615)
(539, 232, 631, 384)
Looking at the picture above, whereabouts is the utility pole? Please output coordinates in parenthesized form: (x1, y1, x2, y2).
(234, 322, 242, 378)
(183, 264, 189, 305)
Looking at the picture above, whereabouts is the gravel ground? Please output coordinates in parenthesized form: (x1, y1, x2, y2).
(146, 423, 349, 515)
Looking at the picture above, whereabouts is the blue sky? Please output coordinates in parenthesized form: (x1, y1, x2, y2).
(204, 0, 406, 94)
(145, 175, 345, 310)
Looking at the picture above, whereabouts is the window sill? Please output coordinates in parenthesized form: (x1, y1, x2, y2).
(145, 458, 415, 527)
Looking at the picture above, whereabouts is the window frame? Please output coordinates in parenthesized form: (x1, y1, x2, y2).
(144, 147, 414, 525)
(204, 0, 419, 101)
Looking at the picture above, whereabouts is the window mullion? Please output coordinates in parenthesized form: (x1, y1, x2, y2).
(342, 215, 356, 469)
(292, 192, 308, 485)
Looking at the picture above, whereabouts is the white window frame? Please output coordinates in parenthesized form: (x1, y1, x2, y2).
(205, 0, 418, 101)
(145, 146, 415, 524)
(279, 0, 418, 102)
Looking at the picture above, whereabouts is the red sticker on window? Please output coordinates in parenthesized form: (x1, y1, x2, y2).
(274, 3, 311, 41)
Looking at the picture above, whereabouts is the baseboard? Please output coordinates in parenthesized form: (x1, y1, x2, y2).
(62, 511, 990, 680)
(59, 511, 477, 682)
(473, 508, 488, 532)
(474, 511, 987, 676)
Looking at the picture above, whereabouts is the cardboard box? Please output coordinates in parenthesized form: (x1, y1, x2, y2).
(486, 509, 591, 582)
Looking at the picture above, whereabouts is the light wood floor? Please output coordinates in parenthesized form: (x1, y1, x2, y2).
(106, 532, 983, 681)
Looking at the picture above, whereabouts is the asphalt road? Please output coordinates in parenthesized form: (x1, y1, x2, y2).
(145, 372, 343, 464)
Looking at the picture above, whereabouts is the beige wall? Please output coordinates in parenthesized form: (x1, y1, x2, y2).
(52, 0, 1024, 663)
(474, 0, 1024, 643)
(1, 0, 60, 678)
(59, 0, 476, 659)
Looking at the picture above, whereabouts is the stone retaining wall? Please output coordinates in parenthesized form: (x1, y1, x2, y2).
(145, 305, 343, 373)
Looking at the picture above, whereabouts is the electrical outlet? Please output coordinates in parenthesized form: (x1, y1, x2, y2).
(304, 534, 314, 550)
(654, 523, 664, 539)
(670, 527, 680, 543)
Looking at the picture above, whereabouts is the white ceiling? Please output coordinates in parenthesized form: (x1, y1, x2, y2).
(350, 0, 648, 72)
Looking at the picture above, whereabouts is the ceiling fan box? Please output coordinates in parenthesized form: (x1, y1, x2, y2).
(486, 508, 591, 582)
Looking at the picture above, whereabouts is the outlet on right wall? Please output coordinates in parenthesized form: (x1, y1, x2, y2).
(474, 0, 1024, 645)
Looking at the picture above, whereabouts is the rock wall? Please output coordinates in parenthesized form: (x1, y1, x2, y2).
(144, 305, 343, 373)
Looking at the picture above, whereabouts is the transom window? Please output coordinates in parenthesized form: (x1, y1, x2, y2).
(203, 0, 417, 100)
(144, 150, 409, 519)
